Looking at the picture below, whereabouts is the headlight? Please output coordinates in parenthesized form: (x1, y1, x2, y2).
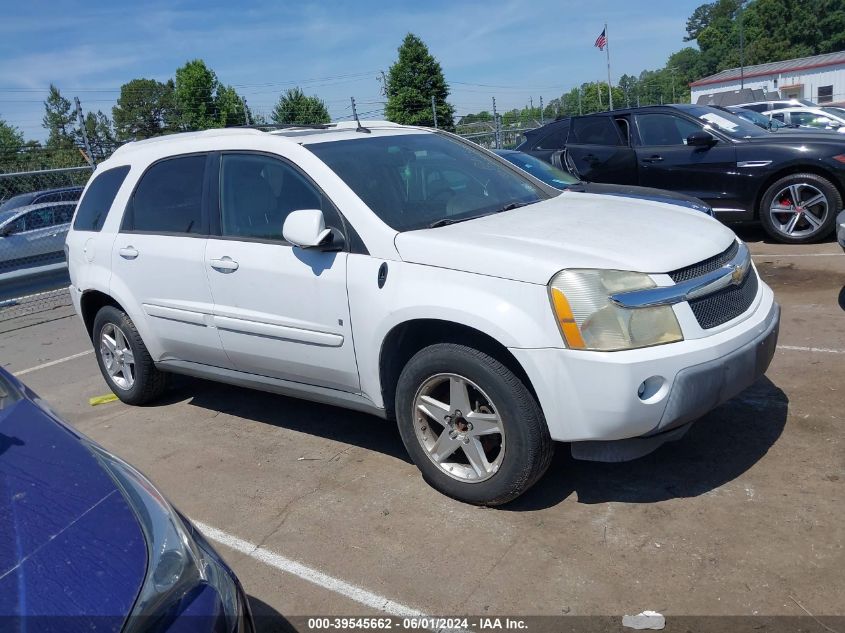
(89, 444, 246, 633)
(549, 269, 683, 351)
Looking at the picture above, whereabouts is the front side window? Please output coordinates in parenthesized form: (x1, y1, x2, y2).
(570, 117, 622, 146)
(124, 156, 206, 234)
(306, 133, 547, 232)
(220, 154, 327, 241)
(535, 124, 569, 150)
(74, 166, 130, 232)
(791, 112, 834, 128)
(636, 113, 702, 146)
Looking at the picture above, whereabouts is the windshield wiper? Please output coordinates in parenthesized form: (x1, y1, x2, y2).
(427, 202, 532, 229)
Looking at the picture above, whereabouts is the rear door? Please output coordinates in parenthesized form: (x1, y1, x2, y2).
(564, 115, 637, 183)
(110, 153, 230, 367)
(632, 111, 740, 208)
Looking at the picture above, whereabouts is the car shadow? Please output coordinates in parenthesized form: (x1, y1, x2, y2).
(162, 374, 787, 511)
(248, 595, 298, 633)
(505, 376, 788, 511)
(731, 222, 838, 245)
(163, 375, 412, 464)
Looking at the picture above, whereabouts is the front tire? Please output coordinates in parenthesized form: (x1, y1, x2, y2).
(92, 306, 167, 405)
(759, 173, 840, 243)
(395, 343, 553, 506)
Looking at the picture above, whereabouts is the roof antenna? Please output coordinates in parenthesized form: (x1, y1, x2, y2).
(351, 97, 371, 133)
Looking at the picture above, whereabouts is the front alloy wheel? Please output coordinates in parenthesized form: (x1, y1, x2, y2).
(413, 373, 505, 482)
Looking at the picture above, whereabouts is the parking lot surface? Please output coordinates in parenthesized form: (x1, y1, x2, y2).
(2, 228, 843, 630)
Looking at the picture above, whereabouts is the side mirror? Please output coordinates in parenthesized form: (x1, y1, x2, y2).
(687, 131, 716, 147)
(283, 209, 337, 250)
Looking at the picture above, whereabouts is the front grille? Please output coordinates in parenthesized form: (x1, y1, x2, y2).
(669, 241, 739, 282)
(688, 269, 759, 329)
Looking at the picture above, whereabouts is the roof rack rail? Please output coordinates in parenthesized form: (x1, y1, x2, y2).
(227, 124, 331, 131)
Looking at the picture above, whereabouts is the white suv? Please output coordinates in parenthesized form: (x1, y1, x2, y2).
(66, 122, 780, 505)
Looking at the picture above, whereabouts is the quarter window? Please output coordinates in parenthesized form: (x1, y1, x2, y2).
(219, 154, 330, 241)
(73, 166, 130, 232)
(636, 113, 702, 146)
(124, 156, 206, 234)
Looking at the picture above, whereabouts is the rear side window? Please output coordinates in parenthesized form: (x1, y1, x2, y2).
(534, 123, 569, 150)
(123, 155, 206, 234)
(570, 117, 622, 145)
(73, 166, 130, 232)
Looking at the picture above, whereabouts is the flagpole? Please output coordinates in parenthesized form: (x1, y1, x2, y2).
(605, 22, 613, 110)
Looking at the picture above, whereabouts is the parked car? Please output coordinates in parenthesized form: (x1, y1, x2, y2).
(0, 366, 253, 631)
(518, 104, 845, 243)
(493, 149, 714, 214)
(0, 201, 77, 273)
(66, 122, 779, 505)
(737, 98, 816, 112)
(763, 106, 845, 133)
(0, 185, 83, 213)
(837, 209, 845, 252)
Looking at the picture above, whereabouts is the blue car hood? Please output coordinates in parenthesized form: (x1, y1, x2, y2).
(0, 394, 147, 630)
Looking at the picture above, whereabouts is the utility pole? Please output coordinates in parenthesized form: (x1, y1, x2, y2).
(492, 97, 501, 149)
(74, 96, 95, 166)
(431, 95, 438, 129)
(578, 87, 582, 115)
(379, 70, 388, 97)
(539, 96, 544, 125)
(738, 1, 745, 89)
(242, 97, 250, 125)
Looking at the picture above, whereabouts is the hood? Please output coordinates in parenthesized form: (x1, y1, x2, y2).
(0, 378, 146, 622)
(395, 191, 735, 284)
(570, 182, 711, 213)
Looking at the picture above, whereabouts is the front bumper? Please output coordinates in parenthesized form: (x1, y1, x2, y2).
(837, 209, 845, 252)
(510, 284, 779, 444)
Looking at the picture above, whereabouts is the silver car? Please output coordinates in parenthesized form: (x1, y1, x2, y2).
(0, 201, 77, 273)
(837, 209, 845, 252)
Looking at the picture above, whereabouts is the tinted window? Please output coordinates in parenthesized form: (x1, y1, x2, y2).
(125, 156, 205, 234)
(791, 112, 834, 128)
(818, 85, 833, 104)
(73, 166, 130, 232)
(534, 123, 569, 150)
(570, 117, 622, 145)
(636, 113, 701, 145)
(54, 205, 74, 224)
(220, 153, 330, 240)
(307, 133, 547, 232)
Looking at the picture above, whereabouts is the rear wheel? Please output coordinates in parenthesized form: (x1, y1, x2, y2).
(759, 173, 840, 243)
(395, 343, 553, 506)
(92, 306, 167, 405)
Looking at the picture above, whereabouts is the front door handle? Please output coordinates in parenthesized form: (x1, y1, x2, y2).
(210, 257, 239, 273)
(641, 155, 664, 163)
(118, 246, 139, 260)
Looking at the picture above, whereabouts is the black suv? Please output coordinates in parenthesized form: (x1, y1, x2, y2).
(518, 104, 845, 243)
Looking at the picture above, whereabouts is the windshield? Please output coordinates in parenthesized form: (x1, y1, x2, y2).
(307, 133, 548, 231)
(686, 106, 769, 138)
(495, 152, 577, 190)
(821, 107, 845, 120)
(0, 193, 32, 213)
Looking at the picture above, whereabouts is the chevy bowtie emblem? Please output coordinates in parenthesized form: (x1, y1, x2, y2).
(730, 263, 745, 284)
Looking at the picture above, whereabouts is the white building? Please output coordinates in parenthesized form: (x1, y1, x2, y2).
(690, 50, 845, 106)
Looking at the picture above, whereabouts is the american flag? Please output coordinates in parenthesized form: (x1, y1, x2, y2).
(594, 28, 607, 51)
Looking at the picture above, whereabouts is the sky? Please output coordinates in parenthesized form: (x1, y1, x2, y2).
(0, 0, 703, 140)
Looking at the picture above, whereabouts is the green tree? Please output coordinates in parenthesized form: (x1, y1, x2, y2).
(217, 84, 250, 127)
(81, 111, 116, 160)
(174, 59, 220, 130)
(112, 78, 177, 141)
(385, 33, 455, 128)
(0, 117, 25, 165)
(271, 87, 330, 125)
(43, 84, 76, 148)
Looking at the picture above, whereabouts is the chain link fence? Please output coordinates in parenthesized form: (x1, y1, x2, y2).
(0, 165, 92, 325)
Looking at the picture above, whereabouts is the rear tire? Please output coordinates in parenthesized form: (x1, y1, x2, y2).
(759, 173, 840, 243)
(92, 306, 167, 405)
(395, 343, 553, 506)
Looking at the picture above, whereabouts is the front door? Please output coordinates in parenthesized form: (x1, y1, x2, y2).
(204, 152, 360, 392)
(633, 111, 740, 208)
(110, 153, 229, 367)
(564, 115, 637, 184)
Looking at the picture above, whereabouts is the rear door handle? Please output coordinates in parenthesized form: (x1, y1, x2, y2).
(642, 155, 664, 163)
(118, 246, 139, 260)
(210, 256, 239, 273)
